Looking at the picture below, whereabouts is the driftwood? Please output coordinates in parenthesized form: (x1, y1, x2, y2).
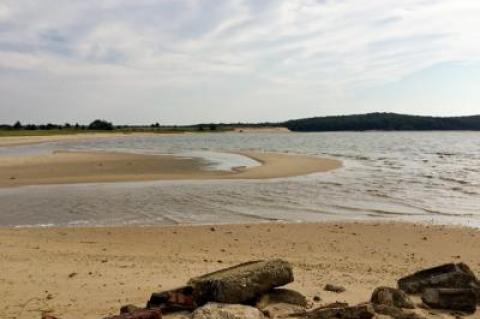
(188, 259, 293, 305)
(397, 263, 478, 294)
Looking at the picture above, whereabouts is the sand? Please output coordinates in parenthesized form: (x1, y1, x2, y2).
(0, 151, 341, 187)
(0, 130, 292, 147)
(0, 133, 162, 147)
(0, 222, 479, 319)
(232, 127, 291, 133)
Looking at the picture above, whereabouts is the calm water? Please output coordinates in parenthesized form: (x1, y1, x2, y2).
(0, 132, 479, 227)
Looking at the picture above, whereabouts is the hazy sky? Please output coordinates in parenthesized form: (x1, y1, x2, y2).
(1, 0, 480, 125)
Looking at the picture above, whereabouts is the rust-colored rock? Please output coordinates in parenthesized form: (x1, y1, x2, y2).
(148, 286, 196, 312)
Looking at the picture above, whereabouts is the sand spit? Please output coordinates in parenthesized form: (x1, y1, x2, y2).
(232, 127, 291, 133)
(1, 222, 479, 318)
(0, 151, 341, 187)
(0, 133, 164, 147)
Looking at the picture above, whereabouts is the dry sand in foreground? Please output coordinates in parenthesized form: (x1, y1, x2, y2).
(0, 151, 341, 187)
(0, 222, 479, 319)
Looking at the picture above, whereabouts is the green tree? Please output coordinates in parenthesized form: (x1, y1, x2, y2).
(88, 119, 114, 130)
(13, 121, 22, 130)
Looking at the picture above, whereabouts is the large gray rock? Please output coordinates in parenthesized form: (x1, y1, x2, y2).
(262, 303, 307, 319)
(256, 289, 307, 310)
(398, 263, 478, 294)
(192, 303, 265, 319)
(421, 288, 477, 314)
(188, 259, 294, 305)
(307, 304, 375, 319)
(371, 287, 415, 309)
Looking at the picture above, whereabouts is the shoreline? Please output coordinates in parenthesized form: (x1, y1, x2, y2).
(0, 129, 292, 148)
(0, 150, 342, 188)
(0, 132, 166, 147)
(1, 221, 479, 319)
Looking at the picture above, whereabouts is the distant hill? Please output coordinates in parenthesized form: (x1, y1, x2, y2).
(284, 113, 480, 132)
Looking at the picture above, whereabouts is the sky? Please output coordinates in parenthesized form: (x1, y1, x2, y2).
(0, 0, 480, 125)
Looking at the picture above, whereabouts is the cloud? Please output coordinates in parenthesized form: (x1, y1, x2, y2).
(0, 0, 480, 123)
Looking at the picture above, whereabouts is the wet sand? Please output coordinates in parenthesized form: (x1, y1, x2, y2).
(0, 151, 341, 187)
(0, 222, 479, 319)
(0, 133, 160, 147)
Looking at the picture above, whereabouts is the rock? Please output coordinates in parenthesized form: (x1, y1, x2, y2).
(398, 263, 479, 294)
(421, 288, 476, 314)
(192, 303, 265, 319)
(262, 303, 307, 318)
(256, 289, 308, 310)
(104, 308, 163, 319)
(312, 296, 321, 302)
(371, 287, 415, 309)
(42, 315, 61, 319)
(316, 302, 349, 309)
(121, 305, 142, 314)
(163, 311, 192, 319)
(324, 284, 346, 293)
(148, 286, 196, 312)
(307, 303, 375, 319)
(188, 259, 294, 304)
(373, 304, 426, 319)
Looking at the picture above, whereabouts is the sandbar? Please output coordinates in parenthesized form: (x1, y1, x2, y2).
(0, 151, 341, 187)
(0, 132, 162, 147)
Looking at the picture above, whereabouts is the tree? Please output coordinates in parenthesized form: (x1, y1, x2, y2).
(13, 121, 22, 130)
(88, 119, 114, 130)
(24, 124, 37, 130)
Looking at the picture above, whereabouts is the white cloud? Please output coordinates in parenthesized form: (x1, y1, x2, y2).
(1, 0, 480, 123)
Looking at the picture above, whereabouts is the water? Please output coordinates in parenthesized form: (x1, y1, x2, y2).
(0, 132, 479, 227)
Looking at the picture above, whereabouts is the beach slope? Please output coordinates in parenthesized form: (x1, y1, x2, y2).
(0, 222, 479, 319)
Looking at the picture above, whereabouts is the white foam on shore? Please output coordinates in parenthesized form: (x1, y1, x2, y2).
(179, 151, 261, 171)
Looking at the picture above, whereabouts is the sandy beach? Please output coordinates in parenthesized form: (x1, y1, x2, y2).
(0, 129, 290, 148)
(0, 150, 341, 187)
(1, 222, 479, 319)
(0, 133, 163, 147)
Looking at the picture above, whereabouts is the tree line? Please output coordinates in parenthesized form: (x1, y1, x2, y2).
(3, 113, 480, 133)
(0, 120, 113, 131)
(284, 113, 480, 131)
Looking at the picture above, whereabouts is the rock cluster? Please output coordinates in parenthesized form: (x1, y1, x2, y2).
(398, 262, 480, 313)
(42, 260, 480, 319)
